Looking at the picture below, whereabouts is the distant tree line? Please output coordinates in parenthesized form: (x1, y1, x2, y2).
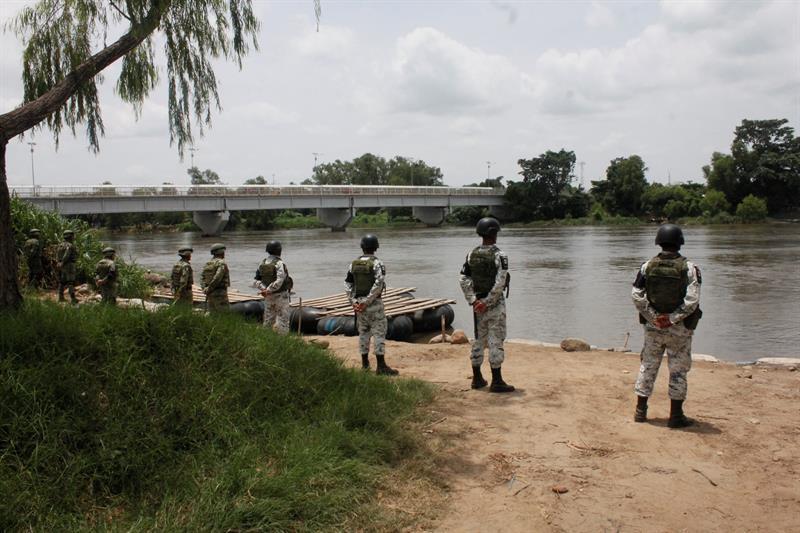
(501, 118, 798, 224)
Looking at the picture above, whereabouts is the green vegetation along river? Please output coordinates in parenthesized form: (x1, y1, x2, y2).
(107, 223, 800, 362)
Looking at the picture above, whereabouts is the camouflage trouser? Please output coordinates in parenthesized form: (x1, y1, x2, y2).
(99, 284, 117, 305)
(357, 299, 387, 356)
(173, 289, 193, 306)
(634, 328, 693, 400)
(58, 263, 78, 302)
(471, 299, 506, 369)
(27, 260, 43, 288)
(263, 292, 290, 334)
(206, 290, 230, 313)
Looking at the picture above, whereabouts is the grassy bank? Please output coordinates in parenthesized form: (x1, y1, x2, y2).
(0, 302, 434, 531)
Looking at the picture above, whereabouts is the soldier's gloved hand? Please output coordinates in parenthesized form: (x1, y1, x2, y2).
(259, 289, 269, 297)
(473, 300, 488, 314)
(353, 302, 365, 313)
(654, 314, 672, 329)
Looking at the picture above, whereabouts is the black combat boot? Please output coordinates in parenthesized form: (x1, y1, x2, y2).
(489, 367, 515, 393)
(376, 354, 399, 376)
(361, 354, 370, 370)
(668, 399, 694, 428)
(471, 365, 488, 389)
(634, 395, 648, 423)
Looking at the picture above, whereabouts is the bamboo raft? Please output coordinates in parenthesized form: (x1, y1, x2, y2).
(291, 287, 457, 319)
(152, 285, 261, 304)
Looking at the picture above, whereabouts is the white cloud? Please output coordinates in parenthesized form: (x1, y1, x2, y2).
(585, 1, 616, 29)
(291, 25, 355, 60)
(381, 27, 523, 116)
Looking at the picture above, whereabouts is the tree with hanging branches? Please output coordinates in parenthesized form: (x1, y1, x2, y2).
(0, 0, 293, 309)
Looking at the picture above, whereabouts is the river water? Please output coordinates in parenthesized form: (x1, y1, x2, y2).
(107, 224, 800, 362)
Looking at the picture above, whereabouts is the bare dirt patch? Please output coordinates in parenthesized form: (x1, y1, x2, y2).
(320, 336, 800, 532)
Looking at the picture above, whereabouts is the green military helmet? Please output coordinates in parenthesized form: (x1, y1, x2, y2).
(29, 228, 41, 236)
(476, 217, 500, 237)
(210, 243, 226, 255)
(178, 246, 193, 257)
(102, 247, 115, 257)
(63, 229, 75, 238)
(360, 234, 379, 253)
(655, 223, 684, 248)
(265, 240, 282, 256)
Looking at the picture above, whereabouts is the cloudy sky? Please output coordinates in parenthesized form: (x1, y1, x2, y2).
(1, 0, 798, 189)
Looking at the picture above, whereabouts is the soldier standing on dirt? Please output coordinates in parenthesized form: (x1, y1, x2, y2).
(171, 247, 194, 306)
(24, 228, 45, 288)
(459, 217, 514, 393)
(56, 229, 79, 304)
(201, 243, 230, 313)
(95, 247, 118, 305)
(345, 234, 398, 375)
(632, 224, 702, 428)
(256, 240, 292, 334)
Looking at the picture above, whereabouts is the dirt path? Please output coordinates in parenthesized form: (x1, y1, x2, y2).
(321, 337, 800, 532)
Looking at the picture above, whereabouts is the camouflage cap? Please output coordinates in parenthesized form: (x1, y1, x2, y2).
(210, 243, 226, 254)
(29, 228, 41, 235)
(102, 247, 115, 256)
(178, 246, 193, 255)
(63, 229, 75, 237)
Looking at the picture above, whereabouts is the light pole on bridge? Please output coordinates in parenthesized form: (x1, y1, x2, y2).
(486, 161, 494, 182)
(312, 152, 324, 171)
(189, 147, 199, 168)
(27, 142, 37, 188)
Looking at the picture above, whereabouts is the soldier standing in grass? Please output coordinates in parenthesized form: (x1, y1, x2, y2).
(632, 223, 702, 429)
(256, 240, 292, 334)
(24, 228, 44, 288)
(459, 217, 514, 393)
(345, 234, 398, 375)
(95, 247, 118, 305)
(56, 229, 79, 304)
(171, 247, 194, 306)
(201, 243, 230, 313)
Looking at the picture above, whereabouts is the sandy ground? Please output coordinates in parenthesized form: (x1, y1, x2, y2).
(319, 336, 800, 533)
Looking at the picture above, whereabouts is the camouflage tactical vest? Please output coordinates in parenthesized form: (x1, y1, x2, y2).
(469, 246, 499, 296)
(171, 260, 192, 290)
(258, 258, 291, 292)
(201, 259, 229, 290)
(645, 254, 688, 313)
(24, 238, 42, 259)
(351, 257, 377, 297)
(96, 259, 117, 282)
(58, 242, 77, 264)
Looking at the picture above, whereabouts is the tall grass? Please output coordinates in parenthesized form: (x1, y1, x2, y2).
(11, 197, 151, 298)
(0, 302, 432, 531)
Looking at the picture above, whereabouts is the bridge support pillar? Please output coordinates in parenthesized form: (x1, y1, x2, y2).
(412, 206, 446, 226)
(317, 207, 353, 232)
(489, 205, 510, 221)
(193, 210, 230, 236)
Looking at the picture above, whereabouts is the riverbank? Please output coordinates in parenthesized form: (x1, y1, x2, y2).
(320, 336, 800, 531)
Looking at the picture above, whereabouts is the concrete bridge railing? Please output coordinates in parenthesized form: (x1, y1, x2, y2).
(11, 185, 507, 235)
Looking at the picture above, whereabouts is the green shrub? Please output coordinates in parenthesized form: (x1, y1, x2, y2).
(701, 189, 730, 216)
(11, 198, 152, 297)
(663, 199, 689, 220)
(736, 195, 768, 222)
(0, 303, 432, 531)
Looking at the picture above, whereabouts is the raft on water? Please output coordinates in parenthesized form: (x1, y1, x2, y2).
(152, 286, 455, 341)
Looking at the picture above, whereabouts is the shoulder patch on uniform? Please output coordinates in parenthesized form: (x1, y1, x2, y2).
(694, 266, 702, 284)
(633, 270, 646, 288)
(460, 261, 471, 276)
(500, 255, 508, 270)
(380, 264, 386, 276)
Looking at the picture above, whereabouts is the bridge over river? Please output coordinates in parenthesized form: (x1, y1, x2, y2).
(12, 185, 506, 235)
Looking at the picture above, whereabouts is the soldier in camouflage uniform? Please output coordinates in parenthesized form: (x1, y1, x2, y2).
(632, 223, 702, 429)
(460, 217, 514, 393)
(171, 247, 194, 306)
(345, 234, 398, 375)
(201, 243, 230, 313)
(56, 229, 79, 304)
(94, 247, 118, 305)
(24, 228, 45, 288)
(256, 240, 292, 334)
